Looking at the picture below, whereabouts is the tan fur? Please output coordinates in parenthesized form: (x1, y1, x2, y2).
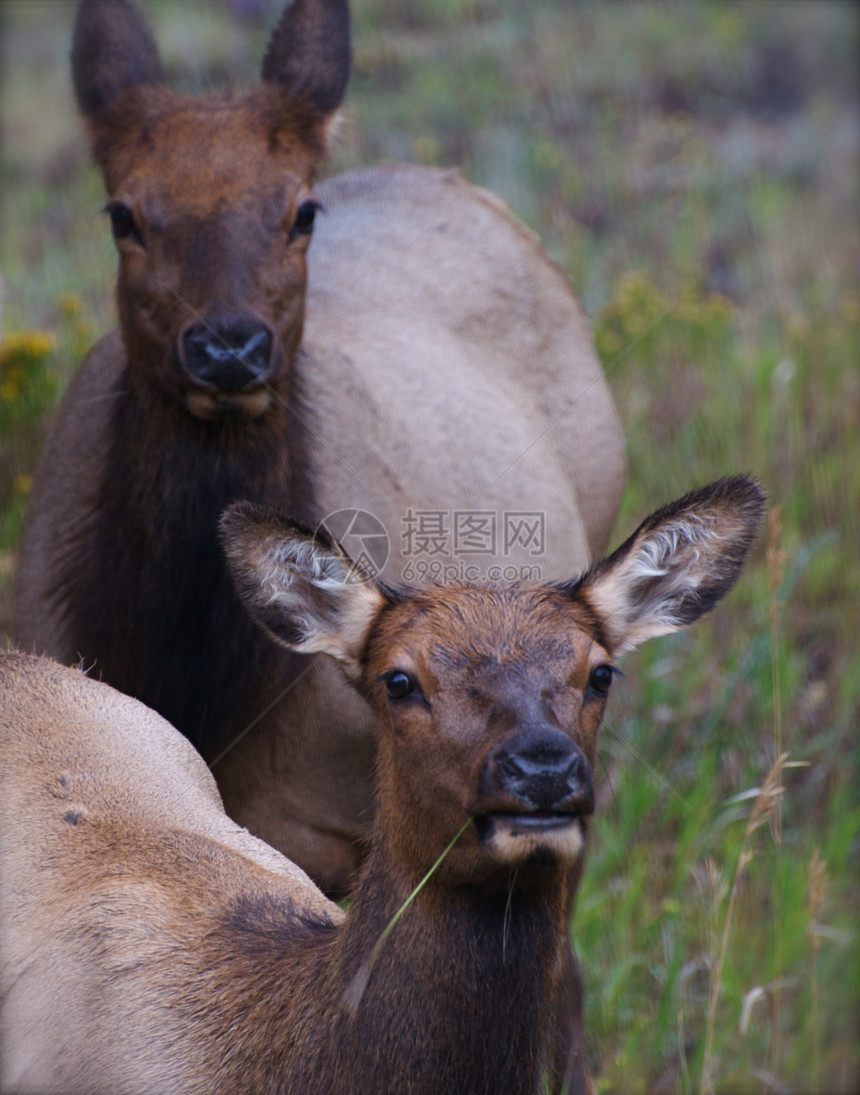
(214, 164, 624, 885)
(15, 162, 624, 892)
(0, 652, 336, 1095)
(2, 479, 763, 1094)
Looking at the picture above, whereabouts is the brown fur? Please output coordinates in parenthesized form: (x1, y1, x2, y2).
(14, 0, 625, 896)
(1, 478, 764, 1095)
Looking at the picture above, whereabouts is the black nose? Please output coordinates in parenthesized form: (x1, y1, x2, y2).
(181, 317, 273, 391)
(486, 728, 593, 814)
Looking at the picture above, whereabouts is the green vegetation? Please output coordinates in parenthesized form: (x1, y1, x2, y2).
(1, 2, 856, 1091)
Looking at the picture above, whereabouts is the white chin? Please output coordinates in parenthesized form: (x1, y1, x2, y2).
(485, 815, 585, 866)
(184, 388, 273, 421)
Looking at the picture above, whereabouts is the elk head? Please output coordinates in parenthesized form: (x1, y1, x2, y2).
(72, 0, 350, 420)
(221, 477, 765, 891)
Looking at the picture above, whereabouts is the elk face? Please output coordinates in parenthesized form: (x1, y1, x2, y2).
(358, 587, 612, 884)
(72, 0, 350, 420)
(221, 477, 765, 886)
(101, 99, 322, 420)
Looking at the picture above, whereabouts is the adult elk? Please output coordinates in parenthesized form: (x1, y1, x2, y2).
(14, 0, 625, 896)
(1, 479, 764, 1095)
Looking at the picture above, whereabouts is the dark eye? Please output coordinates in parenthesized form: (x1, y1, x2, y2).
(384, 670, 416, 701)
(589, 664, 616, 696)
(292, 200, 319, 237)
(106, 202, 142, 245)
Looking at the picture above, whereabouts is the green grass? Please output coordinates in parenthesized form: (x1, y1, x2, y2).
(1, 2, 857, 1091)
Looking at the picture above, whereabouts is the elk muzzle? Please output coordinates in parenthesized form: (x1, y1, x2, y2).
(474, 727, 594, 866)
(181, 316, 275, 393)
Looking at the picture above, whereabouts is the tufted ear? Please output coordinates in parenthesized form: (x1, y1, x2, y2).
(260, 0, 351, 152)
(220, 501, 383, 680)
(574, 477, 766, 655)
(72, 0, 164, 130)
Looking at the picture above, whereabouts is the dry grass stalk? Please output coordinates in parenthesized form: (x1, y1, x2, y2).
(342, 817, 473, 1016)
(766, 504, 786, 841)
(807, 848, 829, 1092)
(765, 504, 787, 1078)
(697, 752, 788, 1095)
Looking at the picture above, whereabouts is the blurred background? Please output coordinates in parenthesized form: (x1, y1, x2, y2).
(1, 2, 857, 1091)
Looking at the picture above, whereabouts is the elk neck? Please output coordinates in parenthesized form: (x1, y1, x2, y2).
(67, 350, 317, 753)
(263, 832, 571, 1094)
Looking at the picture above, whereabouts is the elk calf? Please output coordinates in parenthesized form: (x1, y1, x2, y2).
(1, 478, 763, 1095)
(15, 0, 625, 896)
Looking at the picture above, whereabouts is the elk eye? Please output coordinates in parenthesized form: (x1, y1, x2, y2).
(292, 200, 319, 236)
(106, 202, 142, 245)
(589, 664, 616, 696)
(384, 670, 416, 701)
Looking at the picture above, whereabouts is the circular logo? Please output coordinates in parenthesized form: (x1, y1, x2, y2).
(316, 509, 390, 584)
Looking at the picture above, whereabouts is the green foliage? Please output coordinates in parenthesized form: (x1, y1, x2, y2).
(0, 293, 96, 551)
(0, 330, 58, 434)
(0, 329, 56, 551)
(1, 2, 856, 1091)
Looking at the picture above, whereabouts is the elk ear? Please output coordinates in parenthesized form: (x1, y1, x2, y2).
(220, 502, 384, 679)
(261, 0, 351, 151)
(576, 477, 766, 655)
(72, 0, 164, 141)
